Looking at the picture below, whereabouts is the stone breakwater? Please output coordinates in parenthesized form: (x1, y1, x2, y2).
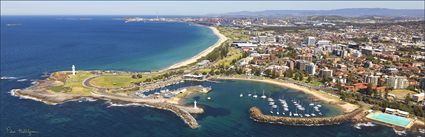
(144, 103, 200, 129)
(249, 107, 365, 126)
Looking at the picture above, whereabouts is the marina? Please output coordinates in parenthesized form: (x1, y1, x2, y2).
(242, 91, 325, 118)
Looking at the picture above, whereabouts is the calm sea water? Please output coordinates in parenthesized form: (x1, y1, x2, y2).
(0, 16, 418, 137)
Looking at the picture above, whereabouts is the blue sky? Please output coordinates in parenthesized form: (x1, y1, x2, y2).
(1, 1, 424, 15)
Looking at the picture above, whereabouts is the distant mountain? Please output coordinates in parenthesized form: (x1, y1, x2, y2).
(218, 8, 424, 17)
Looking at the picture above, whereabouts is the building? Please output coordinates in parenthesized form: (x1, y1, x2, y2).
(386, 76, 408, 89)
(420, 78, 425, 92)
(412, 93, 424, 102)
(196, 60, 210, 68)
(183, 74, 207, 80)
(316, 40, 330, 46)
(385, 108, 409, 117)
(285, 60, 295, 70)
(258, 36, 267, 44)
(307, 36, 316, 46)
(364, 75, 380, 86)
(295, 60, 309, 71)
(232, 42, 258, 49)
(319, 68, 333, 79)
(305, 63, 316, 75)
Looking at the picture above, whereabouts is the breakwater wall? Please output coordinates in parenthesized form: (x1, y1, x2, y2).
(249, 107, 364, 126)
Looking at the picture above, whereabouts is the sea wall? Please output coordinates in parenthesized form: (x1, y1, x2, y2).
(249, 107, 365, 126)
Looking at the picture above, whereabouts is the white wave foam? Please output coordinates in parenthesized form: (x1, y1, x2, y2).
(10, 89, 58, 105)
(106, 101, 144, 108)
(17, 79, 28, 82)
(353, 122, 376, 129)
(393, 128, 407, 136)
(75, 97, 98, 103)
(1, 76, 18, 80)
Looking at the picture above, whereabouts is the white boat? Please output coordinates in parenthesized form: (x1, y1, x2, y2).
(284, 108, 289, 111)
(294, 113, 299, 117)
(305, 114, 311, 117)
(309, 103, 314, 106)
(267, 98, 274, 102)
(248, 93, 252, 97)
(240, 93, 243, 97)
(269, 102, 275, 105)
(261, 90, 266, 99)
(276, 108, 280, 115)
(289, 112, 292, 116)
(207, 97, 211, 100)
(253, 94, 258, 98)
(272, 105, 277, 108)
(311, 113, 316, 117)
(270, 111, 273, 114)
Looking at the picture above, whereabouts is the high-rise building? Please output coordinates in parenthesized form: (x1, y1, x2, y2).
(364, 75, 379, 86)
(295, 60, 310, 71)
(307, 36, 316, 46)
(305, 63, 316, 75)
(320, 68, 333, 79)
(386, 76, 408, 89)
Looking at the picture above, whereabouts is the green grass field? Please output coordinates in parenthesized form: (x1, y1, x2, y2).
(215, 48, 242, 67)
(389, 89, 416, 99)
(90, 75, 134, 88)
(65, 72, 95, 95)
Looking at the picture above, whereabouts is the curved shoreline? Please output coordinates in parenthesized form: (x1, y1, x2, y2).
(165, 26, 228, 70)
(213, 76, 359, 113)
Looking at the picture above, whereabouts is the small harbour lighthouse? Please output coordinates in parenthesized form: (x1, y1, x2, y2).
(193, 100, 197, 109)
(72, 65, 76, 75)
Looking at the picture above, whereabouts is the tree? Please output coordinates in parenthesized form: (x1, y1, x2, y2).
(404, 93, 412, 105)
(306, 76, 313, 83)
(264, 69, 272, 77)
(299, 74, 304, 81)
(384, 90, 389, 100)
(366, 83, 373, 95)
(284, 69, 293, 78)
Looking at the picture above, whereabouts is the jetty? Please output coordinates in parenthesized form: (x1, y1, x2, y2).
(249, 107, 365, 126)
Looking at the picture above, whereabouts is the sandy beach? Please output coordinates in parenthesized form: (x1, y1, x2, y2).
(166, 26, 228, 70)
(216, 76, 359, 113)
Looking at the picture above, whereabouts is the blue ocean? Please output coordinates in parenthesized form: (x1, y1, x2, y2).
(0, 16, 417, 137)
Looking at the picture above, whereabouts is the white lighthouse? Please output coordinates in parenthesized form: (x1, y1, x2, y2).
(72, 65, 76, 75)
(193, 100, 197, 109)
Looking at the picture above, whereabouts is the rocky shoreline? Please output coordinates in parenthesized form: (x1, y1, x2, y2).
(249, 107, 366, 126)
(11, 76, 204, 129)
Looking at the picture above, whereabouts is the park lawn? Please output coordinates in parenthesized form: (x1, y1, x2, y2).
(90, 75, 134, 88)
(215, 48, 242, 67)
(389, 89, 417, 99)
(218, 27, 250, 41)
(64, 71, 95, 95)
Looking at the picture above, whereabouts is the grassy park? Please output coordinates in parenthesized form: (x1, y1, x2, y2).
(89, 75, 134, 88)
(389, 89, 417, 100)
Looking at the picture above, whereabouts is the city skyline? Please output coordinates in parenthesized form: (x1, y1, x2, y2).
(1, 1, 424, 15)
